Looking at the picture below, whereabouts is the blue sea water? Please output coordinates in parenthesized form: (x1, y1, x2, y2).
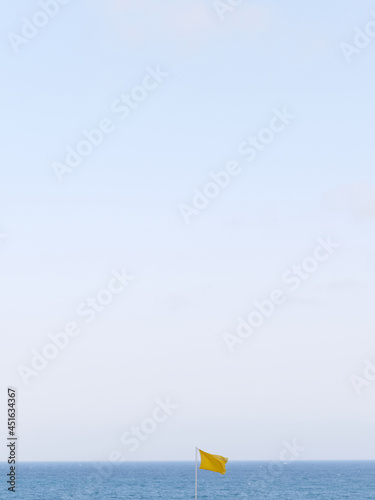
(1, 461, 374, 499)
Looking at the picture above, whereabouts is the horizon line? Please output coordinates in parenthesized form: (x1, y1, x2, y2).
(2, 459, 375, 463)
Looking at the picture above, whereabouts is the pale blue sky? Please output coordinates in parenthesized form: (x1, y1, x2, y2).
(1, 0, 375, 461)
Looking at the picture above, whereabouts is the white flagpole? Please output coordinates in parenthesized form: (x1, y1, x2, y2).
(195, 447, 198, 500)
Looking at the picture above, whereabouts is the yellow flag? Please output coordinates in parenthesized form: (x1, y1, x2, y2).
(199, 449, 228, 475)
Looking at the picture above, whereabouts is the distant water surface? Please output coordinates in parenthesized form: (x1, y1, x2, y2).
(1, 461, 374, 499)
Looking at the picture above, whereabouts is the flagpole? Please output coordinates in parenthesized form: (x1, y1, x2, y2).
(195, 447, 198, 500)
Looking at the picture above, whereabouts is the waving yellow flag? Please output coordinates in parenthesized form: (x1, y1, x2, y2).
(199, 449, 228, 475)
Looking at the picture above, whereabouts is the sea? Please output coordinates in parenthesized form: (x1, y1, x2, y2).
(1, 461, 374, 499)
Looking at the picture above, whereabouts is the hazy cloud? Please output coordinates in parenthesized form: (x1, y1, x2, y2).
(89, 0, 272, 45)
(321, 182, 375, 220)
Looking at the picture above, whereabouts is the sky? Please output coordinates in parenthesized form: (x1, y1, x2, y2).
(1, 0, 375, 462)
